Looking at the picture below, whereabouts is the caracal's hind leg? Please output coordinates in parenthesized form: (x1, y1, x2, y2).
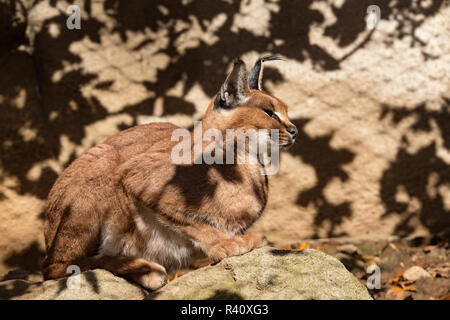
(43, 255, 167, 290)
(42, 203, 167, 290)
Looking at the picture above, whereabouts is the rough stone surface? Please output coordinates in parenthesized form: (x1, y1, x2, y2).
(0, 269, 148, 300)
(403, 266, 432, 282)
(0, 247, 371, 300)
(153, 247, 372, 300)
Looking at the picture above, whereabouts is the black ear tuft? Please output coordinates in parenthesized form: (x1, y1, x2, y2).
(234, 57, 244, 66)
(248, 55, 283, 90)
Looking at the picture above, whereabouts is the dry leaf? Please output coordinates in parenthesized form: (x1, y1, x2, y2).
(399, 283, 417, 292)
(387, 286, 405, 300)
(388, 271, 404, 285)
(388, 265, 429, 285)
(297, 243, 310, 250)
(398, 280, 414, 287)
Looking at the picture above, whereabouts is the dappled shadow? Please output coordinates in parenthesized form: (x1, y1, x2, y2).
(379, 100, 450, 237)
(380, 100, 450, 149)
(1, 0, 445, 205)
(3, 241, 45, 273)
(289, 119, 355, 238)
(0, 0, 28, 52)
(0, 278, 34, 300)
(154, 162, 245, 208)
(83, 272, 106, 295)
(0, 51, 58, 200)
(207, 289, 244, 300)
(146, 288, 244, 300)
(0, 0, 448, 274)
(55, 269, 100, 296)
(0, 270, 101, 299)
(270, 249, 307, 256)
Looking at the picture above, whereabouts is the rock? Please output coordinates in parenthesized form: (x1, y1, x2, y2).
(402, 266, 432, 282)
(0, 247, 372, 300)
(0, 269, 148, 300)
(152, 247, 372, 300)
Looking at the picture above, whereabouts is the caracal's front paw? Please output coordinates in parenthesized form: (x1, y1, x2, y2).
(208, 233, 268, 262)
(129, 261, 167, 290)
(242, 233, 268, 248)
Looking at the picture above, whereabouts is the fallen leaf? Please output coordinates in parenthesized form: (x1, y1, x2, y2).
(388, 271, 404, 285)
(387, 286, 405, 300)
(297, 243, 310, 250)
(399, 282, 417, 292)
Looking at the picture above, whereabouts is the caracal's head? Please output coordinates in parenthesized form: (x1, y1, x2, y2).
(203, 56, 297, 149)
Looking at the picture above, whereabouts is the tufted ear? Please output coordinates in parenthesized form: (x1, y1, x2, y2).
(248, 55, 283, 90)
(214, 58, 250, 109)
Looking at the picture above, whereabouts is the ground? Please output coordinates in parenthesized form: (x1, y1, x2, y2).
(276, 235, 449, 300)
(1, 235, 448, 300)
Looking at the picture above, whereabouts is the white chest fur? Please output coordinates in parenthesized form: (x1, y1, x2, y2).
(99, 209, 201, 270)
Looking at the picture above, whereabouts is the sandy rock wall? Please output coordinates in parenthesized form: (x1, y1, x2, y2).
(0, 0, 449, 275)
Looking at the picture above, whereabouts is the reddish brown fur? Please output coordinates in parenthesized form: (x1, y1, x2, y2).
(42, 59, 297, 290)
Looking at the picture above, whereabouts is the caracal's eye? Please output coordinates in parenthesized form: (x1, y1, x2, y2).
(263, 109, 280, 122)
